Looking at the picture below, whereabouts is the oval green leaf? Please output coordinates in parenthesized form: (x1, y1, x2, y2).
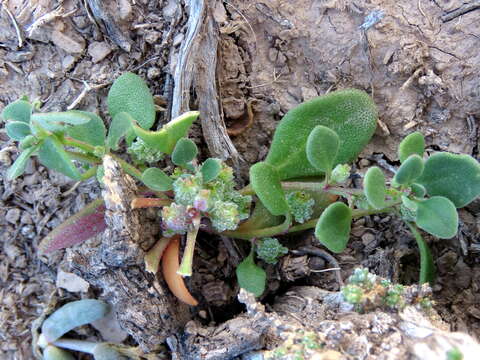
(201, 158, 222, 183)
(236, 253, 266, 297)
(415, 196, 458, 239)
(38, 137, 82, 180)
(393, 154, 424, 186)
(41, 299, 110, 342)
(6, 121, 31, 140)
(315, 202, 352, 253)
(142, 168, 173, 191)
(7, 144, 41, 180)
(1, 99, 32, 123)
(364, 166, 386, 208)
(305, 125, 339, 174)
(66, 111, 106, 146)
(410, 183, 426, 198)
(43, 346, 75, 360)
(250, 162, 289, 216)
(265, 89, 377, 180)
(399, 131, 425, 163)
(171, 138, 198, 166)
(417, 152, 480, 208)
(31, 111, 91, 131)
(107, 72, 155, 130)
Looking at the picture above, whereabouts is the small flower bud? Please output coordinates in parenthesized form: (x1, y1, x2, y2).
(128, 138, 164, 163)
(286, 191, 315, 224)
(210, 201, 240, 232)
(173, 174, 202, 206)
(161, 203, 188, 235)
(331, 164, 351, 184)
(256, 237, 288, 264)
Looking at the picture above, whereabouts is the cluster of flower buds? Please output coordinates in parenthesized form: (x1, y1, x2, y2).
(161, 161, 252, 235)
(330, 163, 351, 184)
(256, 237, 289, 264)
(128, 138, 164, 163)
(286, 191, 315, 224)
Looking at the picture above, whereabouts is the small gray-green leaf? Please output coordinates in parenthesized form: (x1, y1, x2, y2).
(415, 196, 458, 239)
(106, 112, 133, 150)
(364, 166, 386, 208)
(107, 72, 155, 130)
(142, 168, 173, 191)
(201, 158, 222, 183)
(236, 253, 266, 297)
(393, 154, 424, 186)
(7, 144, 40, 180)
(315, 202, 352, 253)
(399, 131, 425, 163)
(417, 152, 480, 208)
(1, 99, 32, 123)
(171, 138, 198, 166)
(32, 111, 91, 126)
(250, 162, 289, 216)
(410, 183, 426, 198)
(38, 137, 82, 180)
(66, 111, 106, 146)
(92, 344, 127, 360)
(306, 125, 339, 174)
(6, 121, 31, 140)
(43, 345, 75, 360)
(41, 299, 110, 342)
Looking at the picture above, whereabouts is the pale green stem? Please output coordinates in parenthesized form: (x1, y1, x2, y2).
(223, 213, 292, 240)
(80, 165, 98, 180)
(62, 136, 96, 153)
(65, 150, 101, 164)
(177, 215, 201, 277)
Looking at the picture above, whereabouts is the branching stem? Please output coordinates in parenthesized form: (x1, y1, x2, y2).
(177, 215, 201, 277)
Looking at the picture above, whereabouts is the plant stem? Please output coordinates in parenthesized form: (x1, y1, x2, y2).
(63, 136, 96, 153)
(223, 213, 292, 240)
(80, 165, 98, 180)
(406, 221, 435, 284)
(177, 215, 201, 277)
(65, 150, 101, 164)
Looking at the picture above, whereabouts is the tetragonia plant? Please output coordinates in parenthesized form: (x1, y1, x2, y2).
(3, 73, 480, 306)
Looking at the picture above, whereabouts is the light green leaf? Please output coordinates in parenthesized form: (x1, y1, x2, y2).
(6, 121, 31, 140)
(415, 196, 458, 239)
(142, 168, 173, 191)
(31, 111, 91, 133)
(132, 111, 199, 154)
(42, 345, 75, 360)
(399, 132, 425, 163)
(417, 152, 480, 208)
(305, 125, 339, 176)
(66, 111, 106, 146)
(107, 72, 155, 130)
(393, 154, 424, 186)
(265, 89, 377, 180)
(41, 299, 110, 342)
(250, 161, 289, 216)
(7, 144, 40, 179)
(315, 202, 352, 253)
(1, 99, 32, 123)
(38, 137, 82, 180)
(364, 166, 386, 208)
(19, 135, 38, 150)
(410, 183, 426, 198)
(406, 222, 435, 284)
(171, 138, 198, 166)
(200, 158, 222, 183)
(236, 253, 266, 297)
(106, 112, 133, 150)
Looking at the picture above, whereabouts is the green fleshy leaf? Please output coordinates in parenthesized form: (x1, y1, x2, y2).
(315, 202, 352, 253)
(19, 135, 38, 150)
(364, 166, 386, 208)
(41, 299, 110, 342)
(410, 183, 426, 198)
(406, 222, 435, 284)
(7, 144, 41, 179)
(236, 253, 266, 297)
(142, 168, 173, 191)
(31, 111, 91, 133)
(415, 196, 458, 239)
(171, 138, 198, 166)
(38, 198, 106, 254)
(38, 137, 82, 180)
(401, 195, 418, 212)
(106, 112, 133, 150)
(66, 111, 106, 146)
(92, 343, 126, 360)
(132, 111, 199, 154)
(107, 72, 155, 130)
(6, 121, 31, 140)
(417, 152, 480, 208)
(250, 161, 289, 216)
(43, 346, 75, 360)
(399, 132, 425, 163)
(393, 154, 424, 186)
(1, 99, 32, 123)
(200, 158, 222, 183)
(266, 89, 378, 180)
(305, 125, 339, 176)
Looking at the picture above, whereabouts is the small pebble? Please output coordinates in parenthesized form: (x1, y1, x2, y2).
(6, 208, 21, 224)
(20, 212, 32, 224)
(362, 232, 376, 246)
(88, 41, 112, 63)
